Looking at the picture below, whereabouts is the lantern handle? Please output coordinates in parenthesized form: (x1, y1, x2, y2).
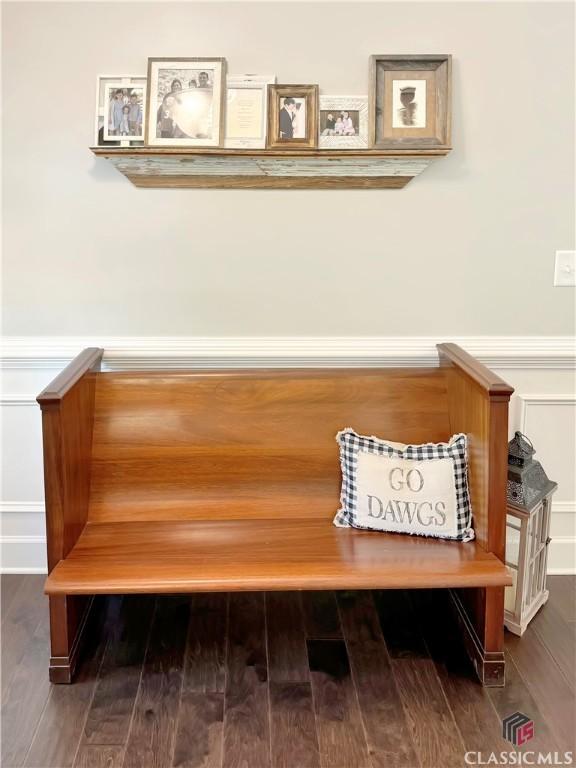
(514, 431, 534, 452)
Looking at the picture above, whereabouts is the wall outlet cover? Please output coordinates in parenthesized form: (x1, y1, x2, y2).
(554, 251, 576, 287)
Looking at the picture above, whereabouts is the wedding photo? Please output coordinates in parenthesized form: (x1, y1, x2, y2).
(267, 84, 318, 149)
(146, 58, 225, 146)
(278, 96, 307, 139)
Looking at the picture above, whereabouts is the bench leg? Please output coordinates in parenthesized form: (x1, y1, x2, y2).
(449, 586, 505, 687)
(48, 595, 94, 683)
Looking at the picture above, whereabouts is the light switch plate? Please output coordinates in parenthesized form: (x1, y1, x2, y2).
(554, 250, 576, 287)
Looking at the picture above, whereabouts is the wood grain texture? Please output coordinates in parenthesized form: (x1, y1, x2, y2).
(172, 692, 224, 768)
(269, 683, 319, 768)
(92, 146, 450, 157)
(223, 593, 270, 768)
(3, 577, 575, 768)
(184, 594, 228, 693)
(438, 343, 513, 680)
(25, 598, 113, 768)
(126, 174, 413, 189)
(73, 746, 124, 768)
(1, 590, 51, 768)
(414, 590, 509, 756)
(45, 519, 511, 595)
(337, 591, 419, 768)
(391, 658, 466, 768)
(87, 367, 450, 523)
(266, 592, 309, 683)
(307, 639, 370, 768)
(506, 629, 576, 753)
(81, 596, 154, 746)
(488, 651, 564, 756)
(122, 597, 190, 768)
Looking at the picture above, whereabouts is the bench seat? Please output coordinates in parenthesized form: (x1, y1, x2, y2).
(45, 518, 512, 595)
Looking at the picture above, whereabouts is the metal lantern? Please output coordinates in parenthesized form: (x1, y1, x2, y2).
(504, 432, 557, 636)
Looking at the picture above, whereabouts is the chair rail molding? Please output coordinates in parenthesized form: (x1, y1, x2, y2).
(2, 335, 575, 370)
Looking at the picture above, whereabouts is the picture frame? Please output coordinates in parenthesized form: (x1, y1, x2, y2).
(145, 57, 226, 147)
(318, 96, 368, 149)
(94, 75, 146, 147)
(267, 84, 319, 150)
(225, 74, 275, 149)
(369, 55, 452, 149)
(103, 82, 146, 142)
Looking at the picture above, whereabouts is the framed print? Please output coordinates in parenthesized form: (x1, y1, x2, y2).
(319, 96, 368, 149)
(94, 75, 146, 147)
(225, 74, 275, 149)
(103, 82, 145, 141)
(369, 55, 451, 149)
(145, 57, 226, 147)
(267, 84, 319, 150)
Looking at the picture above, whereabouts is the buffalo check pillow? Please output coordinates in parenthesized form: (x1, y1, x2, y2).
(334, 429, 474, 542)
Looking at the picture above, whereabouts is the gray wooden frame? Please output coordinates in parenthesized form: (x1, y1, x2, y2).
(369, 54, 452, 149)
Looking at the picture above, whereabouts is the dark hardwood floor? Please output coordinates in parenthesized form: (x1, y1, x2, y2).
(1, 577, 575, 768)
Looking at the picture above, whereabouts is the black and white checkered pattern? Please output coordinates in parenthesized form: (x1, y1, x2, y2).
(334, 428, 474, 542)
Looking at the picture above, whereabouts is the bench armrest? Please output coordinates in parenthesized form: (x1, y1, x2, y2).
(37, 348, 103, 571)
(437, 343, 513, 560)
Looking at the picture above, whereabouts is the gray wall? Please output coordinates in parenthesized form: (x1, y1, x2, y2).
(2, 1, 574, 336)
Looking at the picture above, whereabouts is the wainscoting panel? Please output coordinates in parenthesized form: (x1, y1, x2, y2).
(1, 336, 574, 573)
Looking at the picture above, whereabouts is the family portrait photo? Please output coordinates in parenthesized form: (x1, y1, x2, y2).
(318, 96, 368, 148)
(320, 109, 359, 136)
(278, 96, 307, 139)
(146, 58, 225, 147)
(103, 84, 145, 141)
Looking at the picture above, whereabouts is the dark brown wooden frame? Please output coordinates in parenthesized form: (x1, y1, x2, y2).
(266, 84, 319, 150)
(369, 54, 452, 149)
(144, 57, 227, 147)
(37, 344, 512, 685)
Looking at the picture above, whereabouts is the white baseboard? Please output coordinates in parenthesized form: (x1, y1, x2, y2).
(2, 335, 575, 369)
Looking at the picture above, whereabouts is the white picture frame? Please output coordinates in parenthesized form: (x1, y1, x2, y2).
(225, 74, 275, 149)
(318, 96, 369, 149)
(103, 82, 146, 142)
(94, 75, 146, 147)
(145, 57, 226, 147)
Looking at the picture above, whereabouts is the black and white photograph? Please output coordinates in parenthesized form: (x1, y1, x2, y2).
(278, 96, 307, 139)
(103, 84, 145, 140)
(392, 79, 427, 128)
(145, 58, 225, 146)
(318, 96, 368, 149)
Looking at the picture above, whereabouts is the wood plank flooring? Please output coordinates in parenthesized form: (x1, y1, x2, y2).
(1, 577, 575, 768)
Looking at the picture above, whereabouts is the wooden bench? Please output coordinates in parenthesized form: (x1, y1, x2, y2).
(37, 343, 513, 685)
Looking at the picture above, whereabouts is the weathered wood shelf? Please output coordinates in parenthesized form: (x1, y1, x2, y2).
(91, 146, 451, 189)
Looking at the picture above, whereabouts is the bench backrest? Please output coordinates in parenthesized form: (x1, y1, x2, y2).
(88, 368, 451, 522)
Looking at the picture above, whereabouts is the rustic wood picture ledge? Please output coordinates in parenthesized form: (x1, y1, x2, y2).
(91, 145, 451, 189)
